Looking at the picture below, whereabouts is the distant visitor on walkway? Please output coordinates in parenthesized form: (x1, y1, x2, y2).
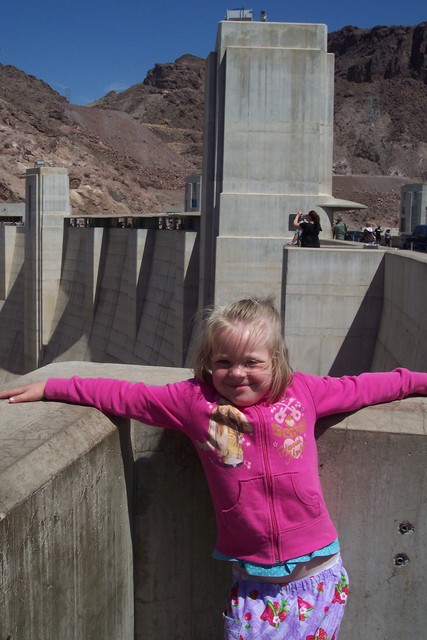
(293, 210, 322, 247)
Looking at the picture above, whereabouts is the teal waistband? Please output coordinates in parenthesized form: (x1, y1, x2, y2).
(212, 539, 340, 577)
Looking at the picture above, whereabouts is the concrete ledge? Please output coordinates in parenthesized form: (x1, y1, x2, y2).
(317, 409, 427, 639)
(0, 363, 138, 639)
(0, 362, 190, 508)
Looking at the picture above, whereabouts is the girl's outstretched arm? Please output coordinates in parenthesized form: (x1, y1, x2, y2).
(0, 381, 46, 403)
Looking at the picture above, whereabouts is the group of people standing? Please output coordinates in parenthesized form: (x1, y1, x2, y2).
(289, 212, 392, 248)
(362, 225, 392, 246)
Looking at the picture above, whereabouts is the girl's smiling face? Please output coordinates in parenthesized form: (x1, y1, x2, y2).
(211, 325, 273, 407)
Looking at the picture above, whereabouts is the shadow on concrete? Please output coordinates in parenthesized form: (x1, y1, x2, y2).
(135, 229, 156, 334)
(0, 263, 25, 378)
(315, 412, 352, 439)
(328, 259, 385, 376)
(280, 250, 385, 379)
(42, 230, 90, 365)
(126, 425, 227, 639)
(182, 233, 200, 364)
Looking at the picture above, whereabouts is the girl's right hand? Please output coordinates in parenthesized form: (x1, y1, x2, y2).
(0, 381, 46, 403)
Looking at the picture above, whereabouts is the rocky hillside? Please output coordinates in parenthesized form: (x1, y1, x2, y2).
(331, 23, 427, 178)
(1, 24, 426, 226)
(89, 54, 205, 176)
(0, 63, 196, 214)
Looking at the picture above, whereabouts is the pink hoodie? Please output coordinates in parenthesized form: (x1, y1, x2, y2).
(45, 368, 426, 564)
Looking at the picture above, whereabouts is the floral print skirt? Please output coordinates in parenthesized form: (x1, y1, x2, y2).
(223, 556, 348, 640)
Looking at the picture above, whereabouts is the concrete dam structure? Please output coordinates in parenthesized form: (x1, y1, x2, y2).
(1, 19, 427, 640)
(0, 165, 425, 382)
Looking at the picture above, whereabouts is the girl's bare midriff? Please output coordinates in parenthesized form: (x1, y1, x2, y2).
(233, 552, 339, 584)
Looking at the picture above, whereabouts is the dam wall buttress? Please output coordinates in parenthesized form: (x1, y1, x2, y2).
(1, 212, 427, 382)
(0, 225, 25, 381)
(42, 226, 200, 369)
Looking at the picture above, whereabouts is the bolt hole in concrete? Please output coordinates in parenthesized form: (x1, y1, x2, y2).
(394, 553, 410, 566)
(398, 521, 414, 534)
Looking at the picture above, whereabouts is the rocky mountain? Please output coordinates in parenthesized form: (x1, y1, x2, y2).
(0, 63, 196, 214)
(331, 23, 427, 177)
(90, 54, 205, 165)
(1, 23, 426, 227)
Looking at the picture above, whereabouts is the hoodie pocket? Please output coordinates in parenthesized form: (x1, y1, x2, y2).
(271, 472, 320, 530)
(218, 472, 321, 558)
(219, 476, 271, 558)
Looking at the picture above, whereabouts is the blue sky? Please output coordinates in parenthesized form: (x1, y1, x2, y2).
(1, 0, 425, 105)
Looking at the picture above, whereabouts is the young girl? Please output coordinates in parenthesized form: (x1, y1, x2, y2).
(1, 297, 426, 639)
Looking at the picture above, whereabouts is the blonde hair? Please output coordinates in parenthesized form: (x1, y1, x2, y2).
(190, 297, 292, 403)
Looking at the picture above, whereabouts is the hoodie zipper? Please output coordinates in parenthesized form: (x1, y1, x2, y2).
(254, 405, 280, 562)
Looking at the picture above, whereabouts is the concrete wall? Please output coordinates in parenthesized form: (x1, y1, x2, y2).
(0, 225, 25, 380)
(0, 363, 135, 640)
(400, 183, 427, 232)
(317, 401, 427, 640)
(0, 165, 201, 383)
(214, 236, 288, 306)
(282, 247, 427, 376)
(200, 21, 340, 308)
(373, 251, 427, 371)
(282, 247, 385, 375)
(24, 167, 71, 371)
(0, 223, 200, 382)
(1, 362, 426, 640)
(2, 223, 427, 384)
(0, 363, 227, 640)
(213, 244, 427, 377)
